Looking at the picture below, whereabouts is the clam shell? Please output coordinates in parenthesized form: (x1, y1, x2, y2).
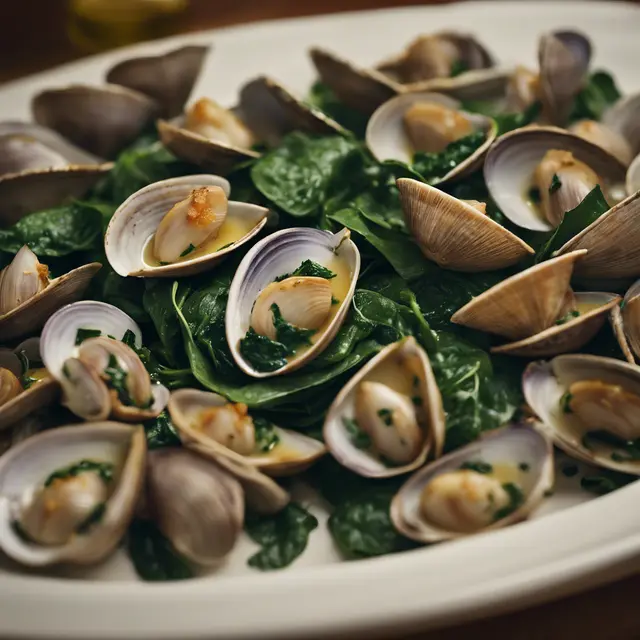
(106, 45, 210, 119)
(484, 126, 626, 232)
(0, 263, 102, 341)
(0, 423, 146, 566)
(309, 47, 401, 114)
(554, 189, 640, 281)
(390, 423, 553, 543)
(0, 378, 59, 433)
(491, 291, 621, 357)
(402, 68, 511, 101)
(40, 301, 142, 380)
(366, 92, 497, 185)
(226, 227, 360, 378)
(603, 92, 640, 158)
(523, 354, 640, 475)
(626, 154, 640, 196)
(610, 279, 640, 363)
(168, 388, 326, 476)
(397, 178, 533, 271)
(32, 84, 159, 159)
(104, 175, 268, 278)
(323, 337, 445, 478)
(451, 250, 587, 339)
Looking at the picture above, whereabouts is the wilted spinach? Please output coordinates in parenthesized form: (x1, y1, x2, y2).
(570, 71, 622, 122)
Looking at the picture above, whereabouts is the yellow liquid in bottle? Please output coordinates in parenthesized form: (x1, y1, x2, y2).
(68, 0, 189, 51)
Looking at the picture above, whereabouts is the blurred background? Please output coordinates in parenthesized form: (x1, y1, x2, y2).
(0, 0, 456, 83)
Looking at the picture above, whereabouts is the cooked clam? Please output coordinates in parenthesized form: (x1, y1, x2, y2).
(626, 154, 640, 195)
(106, 45, 210, 118)
(391, 424, 553, 543)
(505, 65, 540, 112)
(397, 178, 533, 271)
(603, 92, 640, 163)
(610, 279, 640, 363)
(0, 245, 101, 341)
(0, 423, 146, 566)
(324, 337, 445, 478)
(159, 76, 344, 174)
(366, 92, 497, 185)
(484, 126, 626, 232)
(40, 301, 168, 422)
(569, 120, 634, 167)
(524, 354, 640, 475)
(32, 84, 159, 159)
(227, 227, 360, 377)
(452, 251, 621, 357)
(168, 389, 326, 476)
(105, 175, 268, 278)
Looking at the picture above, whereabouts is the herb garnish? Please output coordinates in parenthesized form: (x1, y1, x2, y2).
(75, 328, 102, 345)
(555, 310, 580, 325)
(549, 173, 563, 194)
(275, 259, 337, 282)
(253, 416, 281, 453)
(493, 482, 524, 521)
(562, 464, 579, 477)
(460, 460, 493, 474)
(581, 430, 640, 462)
(377, 408, 393, 426)
(180, 244, 196, 257)
(239, 328, 289, 372)
(560, 392, 573, 413)
(45, 460, 114, 486)
(272, 304, 315, 351)
(519, 462, 530, 472)
(343, 417, 372, 450)
(449, 60, 469, 78)
(76, 503, 107, 534)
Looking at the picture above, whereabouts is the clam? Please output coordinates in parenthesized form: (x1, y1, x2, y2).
(0, 245, 101, 341)
(32, 84, 159, 158)
(610, 279, 640, 363)
(569, 120, 634, 168)
(0, 422, 146, 566)
(524, 354, 640, 475)
(451, 251, 621, 357)
(505, 65, 540, 112)
(40, 301, 168, 422)
(0, 338, 59, 432)
(484, 126, 626, 232)
(105, 175, 268, 278)
(538, 31, 591, 125)
(168, 389, 326, 476)
(626, 154, 640, 195)
(390, 424, 553, 543)
(323, 337, 445, 478)
(0, 122, 110, 226)
(158, 76, 344, 174)
(106, 45, 210, 118)
(145, 447, 244, 565)
(603, 92, 640, 162)
(366, 92, 497, 185)
(227, 227, 360, 378)
(397, 178, 533, 271)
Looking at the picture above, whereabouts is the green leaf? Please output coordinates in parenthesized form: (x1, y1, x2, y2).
(239, 328, 290, 373)
(272, 304, 315, 352)
(251, 133, 361, 217)
(536, 186, 610, 262)
(570, 71, 622, 122)
(127, 519, 193, 581)
(580, 470, 634, 496)
(143, 411, 181, 449)
(275, 259, 336, 281)
(493, 101, 542, 136)
(306, 81, 369, 138)
(245, 503, 318, 570)
(0, 201, 107, 257)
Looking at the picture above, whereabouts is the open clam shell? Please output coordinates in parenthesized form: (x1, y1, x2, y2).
(451, 250, 587, 339)
(32, 84, 159, 159)
(0, 261, 102, 342)
(554, 189, 640, 282)
(366, 92, 497, 185)
(610, 279, 640, 363)
(168, 388, 326, 477)
(397, 178, 533, 271)
(309, 47, 401, 114)
(104, 174, 268, 278)
(0, 423, 146, 566)
(603, 93, 640, 160)
(390, 424, 553, 543)
(491, 291, 621, 357)
(106, 45, 210, 119)
(626, 154, 640, 196)
(484, 126, 627, 232)
(523, 354, 640, 475)
(226, 227, 360, 378)
(323, 337, 445, 478)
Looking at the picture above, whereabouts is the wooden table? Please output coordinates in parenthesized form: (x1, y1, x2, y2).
(1, 1, 640, 638)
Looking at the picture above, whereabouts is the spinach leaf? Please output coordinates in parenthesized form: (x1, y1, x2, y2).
(536, 186, 610, 262)
(252, 416, 281, 453)
(240, 328, 290, 373)
(570, 71, 622, 122)
(101, 270, 149, 323)
(127, 519, 193, 581)
(272, 304, 315, 351)
(45, 460, 114, 486)
(275, 259, 336, 281)
(580, 471, 634, 496)
(245, 503, 318, 570)
(493, 101, 542, 135)
(144, 411, 181, 449)
(251, 133, 361, 217)
(75, 328, 102, 345)
(0, 201, 108, 257)
(307, 81, 369, 138)
(412, 130, 486, 184)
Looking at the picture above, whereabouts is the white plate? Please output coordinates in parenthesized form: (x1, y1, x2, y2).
(2, 1, 640, 638)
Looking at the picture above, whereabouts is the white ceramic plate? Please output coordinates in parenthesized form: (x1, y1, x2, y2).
(2, 1, 640, 638)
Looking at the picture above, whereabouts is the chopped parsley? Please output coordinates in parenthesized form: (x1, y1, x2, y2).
(180, 244, 197, 257)
(555, 310, 580, 325)
(377, 408, 393, 426)
(549, 173, 563, 194)
(75, 328, 102, 345)
(460, 460, 493, 474)
(103, 354, 152, 408)
(561, 464, 579, 477)
(121, 329, 137, 348)
(519, 462, 530, 472)
(331, 296, 340, 305)
(216, 242, 234, 252)
(45, 460, 114, 486)
(493, 482, 524, 521)
(76, 503, 107, 534)
(528, 187, 541, 204)
(343, 417, 371, 450)
(275, 259, 336, 282)
(253, 416, 281, 453)
(581, 430, 640, 462)
(560, 392, 573, 413)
